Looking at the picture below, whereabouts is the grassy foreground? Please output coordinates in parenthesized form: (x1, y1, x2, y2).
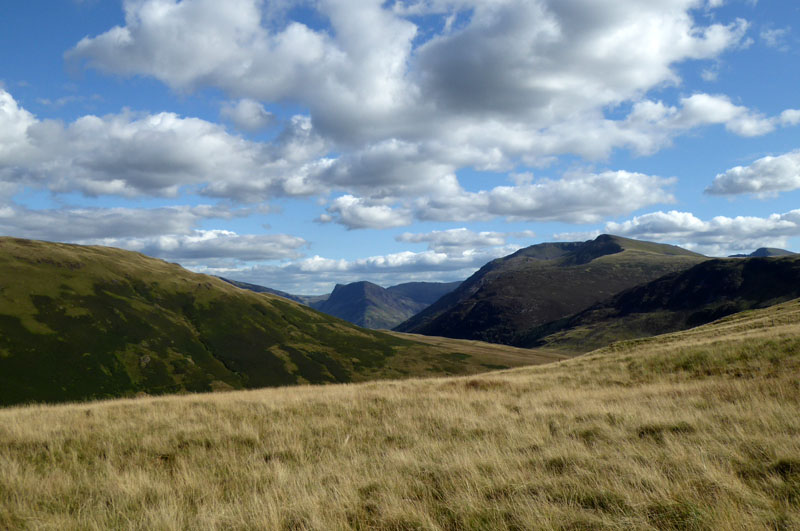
(2, 301, 800, 529)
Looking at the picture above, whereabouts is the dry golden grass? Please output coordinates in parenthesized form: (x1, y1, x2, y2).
(1, 300, 800, 530)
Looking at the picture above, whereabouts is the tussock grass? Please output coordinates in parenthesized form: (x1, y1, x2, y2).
(2, 300, 800, 529)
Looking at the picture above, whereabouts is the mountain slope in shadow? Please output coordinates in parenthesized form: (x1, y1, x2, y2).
(395, 234, 707, 345)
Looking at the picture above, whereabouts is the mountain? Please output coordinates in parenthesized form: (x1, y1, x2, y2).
(385, 281, 462, 305)
(219, 277, 328, 306)
(395, 234, 707, 346)
(526, 254, 800, 352)
(0, 237, 556, 406)
(729, 247, 796, 258)
(312, 280, 461, 329)
(222, 278, 461, 330)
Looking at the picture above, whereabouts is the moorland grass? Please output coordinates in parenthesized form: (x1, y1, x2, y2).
(1, 300, 799, 529)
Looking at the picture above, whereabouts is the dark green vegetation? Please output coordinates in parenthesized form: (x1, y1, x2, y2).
(0, 238, 555, 406)
(313, 280, 461, 329)
(526, 254, 800, 352)
(395, 234, 706, 346)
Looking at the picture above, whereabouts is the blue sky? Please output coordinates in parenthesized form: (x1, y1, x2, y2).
(1, 0, 799, 293)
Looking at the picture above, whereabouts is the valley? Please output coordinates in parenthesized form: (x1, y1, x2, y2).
(0, 237, 556, 406)
(2, 297, 798, 529)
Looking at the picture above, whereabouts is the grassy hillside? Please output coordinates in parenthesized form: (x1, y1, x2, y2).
(396, 234, 706, 346)
(527, 255, 800, 352)
(2, 299, 798, 529)
(0, 237, 561, 406)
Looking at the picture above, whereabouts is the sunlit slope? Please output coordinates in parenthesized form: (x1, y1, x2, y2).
(1, 299, 798, 529)
(0, 237, 560, 405)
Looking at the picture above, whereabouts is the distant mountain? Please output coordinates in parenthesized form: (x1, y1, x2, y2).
(729, 248, 796, 258)
(394, 234, 707, 346)
(313, 280, 461, 329)
(528, 255, 800, 352)
(0, 237, 512, 406)
(222, 277, 461, 330)
(219, 277, 328, 306)
(386, 281, 462, 306)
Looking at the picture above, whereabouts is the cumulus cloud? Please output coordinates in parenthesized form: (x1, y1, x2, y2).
(220, 98, 274, 132)
(0, 201, 305, 264)
(207, 244, 521, 294)
(319, 195, 413, 229)
(417, 171, 675, 224)
(558, 209, 800, 256)
(70, 0, 747, 130)
(673, 93, 776, 136)
(0, 88, 327, 202)
(0, 204, 216, 241)
(780, 110, 800, 126)
(97, 230, 307, 263)
(63, 0, 772, 184)
(706, 149, 800, 196)
(397, 228, 535, 253)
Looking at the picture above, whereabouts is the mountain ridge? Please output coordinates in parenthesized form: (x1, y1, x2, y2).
(224, 277, 461, 330)
(729, 247, 796, 258)
(394, 234, 707, 345)
(526, 254, 800, 352)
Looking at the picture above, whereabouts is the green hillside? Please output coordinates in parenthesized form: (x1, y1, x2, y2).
(0, 237, 560, 406)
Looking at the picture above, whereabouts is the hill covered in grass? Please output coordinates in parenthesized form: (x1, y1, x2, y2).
(526, 255, 800, 352)
(395, 234, 706, 345)
(0, 237, 561, 406)
(1, 298, 798, 529)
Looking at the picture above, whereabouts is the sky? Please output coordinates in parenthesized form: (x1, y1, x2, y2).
(1, 0, 799, 294)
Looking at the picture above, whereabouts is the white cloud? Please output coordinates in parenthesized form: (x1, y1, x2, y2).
(0, 203, 216, 241)
(0, 89, 37, 165)
(207, 244, 521, 294)
(760, 27, 790, 50)
(320, 195, 413, 229)
(558, 209, 800, 256)
(706, 149, 800, 196)
(0, 89, 327, 202)
(396, 227, 535, 253)
(0, 201, 305, 264)
(780, 110, 800, 126)
(220, 98, 273, 132)
(417, 170, 675, 224)
(63, 0, 761, 175)
(674, 93, 775, 136)
(97, 230, 307, 263)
